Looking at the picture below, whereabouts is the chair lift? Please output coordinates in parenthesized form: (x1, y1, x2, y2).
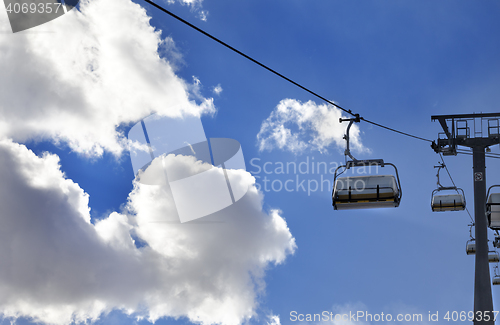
(493, 266, 500, 286)
(332, 116, 402, 210)
(494, 235, 500, 249)
(489, 251, 500, 263)
(466, 224, 476, 255)
(466, 239, 476, 255)
(487, 185, 500, 230)
(431, 163, 466, 212)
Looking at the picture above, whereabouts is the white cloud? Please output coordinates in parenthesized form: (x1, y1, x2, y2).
(213, 84, 223, 95)
(0, 0, 214, 157)
(166, 0, 208, 21)
(267, 314, 281, 325)
(257, 99, 366, 155)
(0, 0, 296, 323)
(128, 157, 296, 324)
(303, 302, 433, 325)
(0, 139, 296, 325)
(326, 303, 370, 325)
(189, 76, 215, 108)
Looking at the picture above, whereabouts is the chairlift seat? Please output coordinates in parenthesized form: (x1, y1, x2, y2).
(494, 237, 500, 249)
(431, 194, 466, 212)
(489, 251, 500, 263)
(466, 242, 476, 255)
(487, 193, 500, 230)
(333, 175, 400, 210)
(494, 276, 500, 286)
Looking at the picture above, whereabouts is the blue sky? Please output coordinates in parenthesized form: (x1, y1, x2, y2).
(1, 0, 500, 324)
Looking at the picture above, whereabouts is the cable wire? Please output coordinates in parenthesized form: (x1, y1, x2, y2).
(142, 0, 434, 143)
(143, 0, 354, 115)
(361, 118, 433, 143)
(456, 149, 500, 159)
(439, 153, 474, 222)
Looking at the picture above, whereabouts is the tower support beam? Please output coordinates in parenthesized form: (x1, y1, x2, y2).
(473, 146, 494, 324)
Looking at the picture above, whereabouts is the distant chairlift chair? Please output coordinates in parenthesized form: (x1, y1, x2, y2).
(487, 185, 500, 230)
(431, 188, 466, 212)
(466, 239, 476, 255)
(493, 266, 500, 286)
(431, 163, 466, 212)
(489, 251, 500, 263)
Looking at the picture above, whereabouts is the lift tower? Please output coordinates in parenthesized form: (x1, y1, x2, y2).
(432, 113, 500, 324)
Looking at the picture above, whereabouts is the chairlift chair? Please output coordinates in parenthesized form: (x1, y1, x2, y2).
(494, 236, 500, 249)
(487, 185, 500, 230)
(332, 117, 402, 210)
(431, 188, 466, 212)
(493, 266, 500, 286)
(431, 163, 466, 212)
(466, 239, 476, 255)
(332, 160, 402, 210)
(489, 251, 500, 263)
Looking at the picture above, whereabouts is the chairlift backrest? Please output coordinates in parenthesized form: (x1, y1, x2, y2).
(431, 163, 466, 212)
(489, 251, 500, 263)
(333, 118, 402, 210)
(332, 160, 402, 210)
(466, 240, 476, 255)
(487, 189, 500, 230)
(431, 191, 466, 212)
(494, 236, 500, 249)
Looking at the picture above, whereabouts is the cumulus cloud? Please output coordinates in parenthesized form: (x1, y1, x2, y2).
(326, 303, 370, 325)
(0, 0, 296, 324)
(0, 0, 214, 157)
(213, 84, 223, 96)
(128, 157, 296, 324)
(305, 302, 431, 325)
(165, 0, 208, 21)
(0, 139, 296, 325)
(267, 314, 281, 325)
(257, 99, 366, 155)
